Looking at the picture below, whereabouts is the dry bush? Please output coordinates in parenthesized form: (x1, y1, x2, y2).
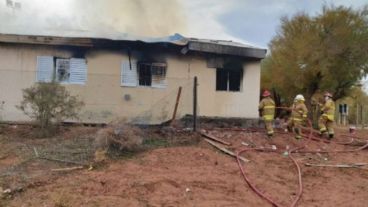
(94, 124, 143, 160)
(17, 82, 84, 137)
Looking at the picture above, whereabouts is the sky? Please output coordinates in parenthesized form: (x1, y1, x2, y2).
(0, 0, 367, 48)
(182, 0, 368, 48)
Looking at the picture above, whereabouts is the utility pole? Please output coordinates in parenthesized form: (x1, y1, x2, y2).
(193, 76, 198, 132)
(361, 105, 364, 129)
(356, 102, 359, 127)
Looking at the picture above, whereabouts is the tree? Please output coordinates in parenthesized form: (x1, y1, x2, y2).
(262, 5, 368, 105)
(17, 82, 84, 136)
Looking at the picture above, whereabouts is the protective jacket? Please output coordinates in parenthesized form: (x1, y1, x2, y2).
(259, 97, 275, 121)
(321, 99, 335, 121)
(291, 101, 308, 122)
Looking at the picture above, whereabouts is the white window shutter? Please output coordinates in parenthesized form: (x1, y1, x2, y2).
(70, 58, 87, 85)
(36, 56, 54, 82)
(121, 60, 138, 87)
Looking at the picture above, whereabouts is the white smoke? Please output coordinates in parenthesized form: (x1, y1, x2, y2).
(0, 0, 252, 44)
(0, 0, 187, 38)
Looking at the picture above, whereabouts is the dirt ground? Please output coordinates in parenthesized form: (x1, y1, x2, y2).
(0, 124, 367, 207)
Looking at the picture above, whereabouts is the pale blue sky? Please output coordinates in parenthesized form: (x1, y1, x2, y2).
(183, 0, 368, 48)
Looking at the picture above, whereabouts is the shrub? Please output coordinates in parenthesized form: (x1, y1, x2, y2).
(95, 125, 143, 151)
(94, 124, 143, 161)
(17, 82, 84, 136)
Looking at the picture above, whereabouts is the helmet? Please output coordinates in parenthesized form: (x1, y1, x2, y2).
(295, 94, 305, 101)
(324, 92, 332, 98)
(262, 90, 271, 97)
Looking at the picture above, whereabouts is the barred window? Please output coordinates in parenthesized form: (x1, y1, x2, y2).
(138, 63, 152, 86)
(137, 62, 167, 88)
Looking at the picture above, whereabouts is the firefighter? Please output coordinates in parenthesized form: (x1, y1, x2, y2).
(259, 90, 275, 137)
(319, 92, 335, 139)
(287, 94, 308, 139)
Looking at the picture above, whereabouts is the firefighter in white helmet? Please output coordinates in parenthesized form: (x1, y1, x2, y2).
(287, 94, 308, 139)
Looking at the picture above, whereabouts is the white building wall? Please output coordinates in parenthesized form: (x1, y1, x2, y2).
(0, 44, 261, 124)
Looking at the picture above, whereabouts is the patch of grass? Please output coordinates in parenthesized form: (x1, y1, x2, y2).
(107, 146, 138, 160)
(52, 191, 72, 207)
(142, 138, 169, 147)
(106, 138, 169, 160)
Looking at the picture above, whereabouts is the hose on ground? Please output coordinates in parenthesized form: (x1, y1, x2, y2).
(234, 118, 367, 207)
(236, 146, 304, 207)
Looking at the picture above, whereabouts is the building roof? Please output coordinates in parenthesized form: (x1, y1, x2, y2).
(0, 32, 267, 59)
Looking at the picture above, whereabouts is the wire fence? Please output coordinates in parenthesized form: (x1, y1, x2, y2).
(130, 78, 194, 125)
(0, 128, 97, 185)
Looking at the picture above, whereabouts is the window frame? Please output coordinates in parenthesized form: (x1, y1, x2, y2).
(215, 67, 243, 92)
(36, 56, 87, 85)
(137, 62, 153, 87)
(136, 62, 167, 88)
(55, 58, 71, 83)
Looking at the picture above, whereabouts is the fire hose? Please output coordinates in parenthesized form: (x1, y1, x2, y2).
(235, 124, 313, 207)
(234, 110, 367, 207)
(236, 146, 304, 207)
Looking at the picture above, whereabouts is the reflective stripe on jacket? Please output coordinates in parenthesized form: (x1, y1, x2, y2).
(291, 101, 308, 122)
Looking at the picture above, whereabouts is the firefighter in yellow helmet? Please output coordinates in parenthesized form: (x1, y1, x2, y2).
(319, 92, 335, 139)
(259, 90, 275, 137)
(287, 94, 308, 139)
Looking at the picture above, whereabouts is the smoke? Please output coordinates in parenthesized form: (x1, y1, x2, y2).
(0, 0, 187, 38)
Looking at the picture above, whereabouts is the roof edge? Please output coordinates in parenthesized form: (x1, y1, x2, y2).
(188, 41, 267, 59)
(0, 33, 267, 58)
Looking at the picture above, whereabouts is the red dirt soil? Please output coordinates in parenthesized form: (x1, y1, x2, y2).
(3, 127, 368, 207)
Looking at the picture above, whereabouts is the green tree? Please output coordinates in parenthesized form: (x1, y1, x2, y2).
(262, 5, 368, 105)
(17, 82, 84, 136)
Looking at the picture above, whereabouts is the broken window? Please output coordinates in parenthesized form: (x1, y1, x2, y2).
(138, 63, 152, 86)
(137, 62, 167, 88)
(228, 69, 242, 91)
(151, 63, 167, 88)
(216, 68, 242, 92)
(216, 68, 228, 91)
(36, 56, 87, 85)
(56, 59, 70, 83)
